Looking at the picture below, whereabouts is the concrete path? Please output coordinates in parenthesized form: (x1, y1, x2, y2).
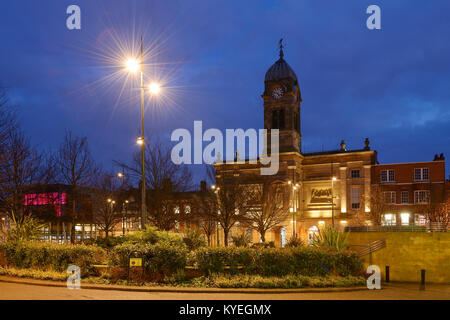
(0, 280, 449, 300)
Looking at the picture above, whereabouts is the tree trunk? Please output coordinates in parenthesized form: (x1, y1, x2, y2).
(223, 228, 229, 247)
(260, 230, 266, 243)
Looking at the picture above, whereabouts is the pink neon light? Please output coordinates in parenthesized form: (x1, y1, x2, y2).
(24, 192, 67, 217)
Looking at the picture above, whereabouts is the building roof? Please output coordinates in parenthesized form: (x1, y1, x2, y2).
(265, 48, 298, 83)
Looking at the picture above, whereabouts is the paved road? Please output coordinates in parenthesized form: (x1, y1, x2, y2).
(0, 281, 449, 300)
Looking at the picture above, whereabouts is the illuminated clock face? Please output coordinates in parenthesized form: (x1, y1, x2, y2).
(272, 87, 284, 99)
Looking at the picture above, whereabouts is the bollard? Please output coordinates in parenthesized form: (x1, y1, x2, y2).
(419, 269, 425, 291)
(385, 266, 390, 283)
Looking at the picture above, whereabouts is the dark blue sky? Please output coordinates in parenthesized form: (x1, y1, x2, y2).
(1, 0, 449, 182)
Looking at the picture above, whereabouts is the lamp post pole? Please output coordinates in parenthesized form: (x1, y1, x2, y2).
(331, 177, 336, 228)
(140, 37, 147, 231)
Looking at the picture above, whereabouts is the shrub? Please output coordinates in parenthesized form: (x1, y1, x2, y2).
(0, 241, 106, 276)
(231, 233, 252, 247)
(250, 241, 275, 249)
(109, 241, 188, 276)
(123, 227, 184, 247)
(195, 246, 363, 277)
(311, 226, 349, 252)
(285, 236, 305, 248)
(200, 274, 365, 289)
(183, 229, 207, 251)
(2, 215, 43, 242)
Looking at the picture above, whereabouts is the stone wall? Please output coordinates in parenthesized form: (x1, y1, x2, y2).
(348, 232, 450, 284)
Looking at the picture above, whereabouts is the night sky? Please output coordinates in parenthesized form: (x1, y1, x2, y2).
(1, 0, 449, 183)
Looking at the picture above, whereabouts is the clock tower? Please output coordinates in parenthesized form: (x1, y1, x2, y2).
(262, 41, 302, 153)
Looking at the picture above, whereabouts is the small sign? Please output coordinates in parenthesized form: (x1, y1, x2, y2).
(129, 258, 142, 267)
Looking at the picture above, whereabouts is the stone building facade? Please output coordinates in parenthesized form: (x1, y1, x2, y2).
(213, 46, 448, 246)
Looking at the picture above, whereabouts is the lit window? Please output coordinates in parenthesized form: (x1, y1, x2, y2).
(401, 191, 409, 204)
(382, 213, 396, 226)
(400, 213, 410, 226)
(184, 205, 191, 214)
(351, 170, 360, 178)
(174, 206, 180, 214)
(414, 190, 430, 204)
(414, 168, 429, 181)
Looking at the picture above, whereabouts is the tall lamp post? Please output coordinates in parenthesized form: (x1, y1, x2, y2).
(125, 37, 161, 231)
(331, 177, 337, 228)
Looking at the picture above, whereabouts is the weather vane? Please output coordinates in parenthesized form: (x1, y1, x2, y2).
(279, 38, 284, 58)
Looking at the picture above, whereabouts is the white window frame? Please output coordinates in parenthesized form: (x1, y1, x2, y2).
(414, 168, 429, 181)
(414, 190, 430, 204)
(401, 191, 409, 204)
(381, 170, 395, 182)
(384, 191, 396, 204)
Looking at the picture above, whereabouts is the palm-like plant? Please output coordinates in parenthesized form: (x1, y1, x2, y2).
(311, 226, 349, 252)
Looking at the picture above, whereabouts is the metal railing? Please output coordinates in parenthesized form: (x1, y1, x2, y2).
(345, 223, 448, 233)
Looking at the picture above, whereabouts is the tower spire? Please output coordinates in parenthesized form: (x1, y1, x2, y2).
(279, 38, 284, 59)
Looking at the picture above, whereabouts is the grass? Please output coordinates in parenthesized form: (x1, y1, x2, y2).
(0, 266, 365, 289)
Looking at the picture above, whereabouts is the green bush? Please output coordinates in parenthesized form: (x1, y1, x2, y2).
(123, 227, 184, 247)
(231, 233, 252, 247)
(109, 241, 188, 275)
(195, 246, 363, 277)
(285, 236, 305, 248)
(0, 241, 106, 276)
(311, 226, 349, 252)
(196, 274, 365, 289)
(183, 229, 207, 251)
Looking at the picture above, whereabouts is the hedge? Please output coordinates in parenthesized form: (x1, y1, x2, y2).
(195, 247, 363, 277)
(0, 242, 106, 276)
(109, 241, 188, 275)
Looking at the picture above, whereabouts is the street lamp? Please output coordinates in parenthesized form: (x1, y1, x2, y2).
(331, 177, 337, 228)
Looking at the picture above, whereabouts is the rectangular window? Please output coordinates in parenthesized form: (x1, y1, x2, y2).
(382, 213, 396, 226)
(400, 213, 410, 226)
(351, 170, 360, 178)
(384, 191, 396, 204)
(351, 188, 360, 209)
(401, 191, 409, 204)
(184, 205, 191, 214)
(414, 168, 429, 181)
(381, 170, 395, 182)
(414, 190, 430, 204)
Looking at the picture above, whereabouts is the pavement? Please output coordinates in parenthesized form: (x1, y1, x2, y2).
(0, 276, 449, 300)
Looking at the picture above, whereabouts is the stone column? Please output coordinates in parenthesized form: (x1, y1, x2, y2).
(364, 165, 371, 213)
(339, 167, 347, 214)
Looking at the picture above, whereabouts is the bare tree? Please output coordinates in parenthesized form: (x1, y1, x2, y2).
(203, 167, 252, 247)
(422, 185, 449, 231)
(116, 139, 193, 230)
(368, 185, 393, 225)
(0, 124, 50, 226)
(92, 172, 121, 238)
(241, 180, 290, 243)
(55, 131, 97, 243)
(193, 190, 217, 246)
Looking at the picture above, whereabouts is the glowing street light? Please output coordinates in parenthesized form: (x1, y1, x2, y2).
(148, 82, 161, 95)
(136, 137, 144, 146)
(125, 58, 140, 73)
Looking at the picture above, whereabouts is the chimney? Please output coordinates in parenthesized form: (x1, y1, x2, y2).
(434, 154, 439, 161)
(440, 153, 445, 160)
(200, 180, 207, 192)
